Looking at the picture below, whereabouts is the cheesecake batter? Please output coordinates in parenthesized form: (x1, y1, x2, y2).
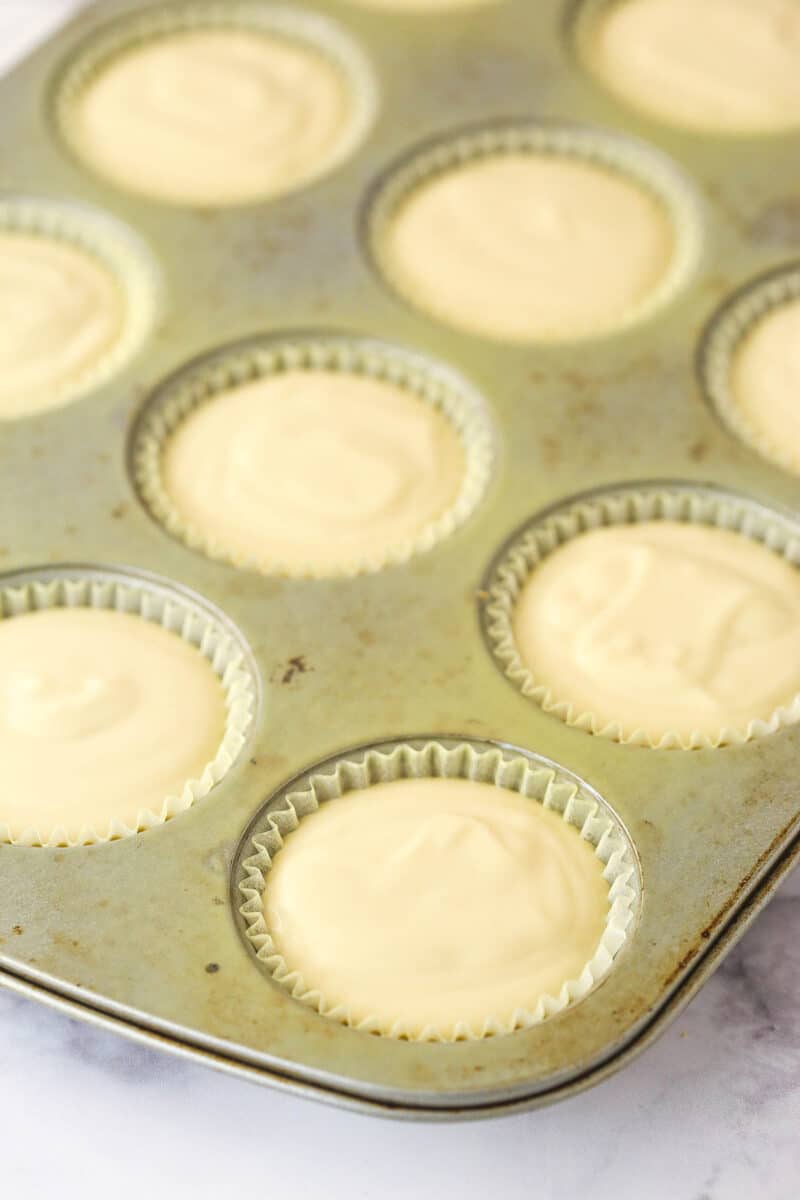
(0, 232, 124, 419)
(68, 29, 355, 205)
(730, 299, 800, 475)
(512, 521, 800, 743)
(376, 152, 674, 341)
(161, 370, 465, 575)
(262, 777, 610, 1038)
(584, 0, 800, 133)
(0, 607, 227, 843)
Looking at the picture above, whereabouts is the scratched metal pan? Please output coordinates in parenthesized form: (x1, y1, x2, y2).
(1, 0, 800, 1120)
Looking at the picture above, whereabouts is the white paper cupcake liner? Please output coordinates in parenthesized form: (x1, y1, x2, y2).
(699, 263, 800, 477)
(51, 0, 378, 205)
(482, 481, 800, 750)
(0, 566, 257, 847)
(237, 738, 639, 1041)
(364, 119, 703, 340)
(0, 194, 160, 418)
(130, 333, 495, 577)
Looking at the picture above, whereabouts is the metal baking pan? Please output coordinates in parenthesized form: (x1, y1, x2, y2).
(1, 0, 799, 1119)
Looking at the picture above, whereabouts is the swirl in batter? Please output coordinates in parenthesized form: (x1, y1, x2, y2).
(512, 521, 800, 742)
(68, 29, 356, 205)
(160, 370, 465, 575)
(263, 777, 610, 1038)
(0, 607, 227, 843)
(376, 153, 673, 341)
(584, 0, 800, 133)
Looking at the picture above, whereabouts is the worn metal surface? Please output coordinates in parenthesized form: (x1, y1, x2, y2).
(0, 0, 799, 1118)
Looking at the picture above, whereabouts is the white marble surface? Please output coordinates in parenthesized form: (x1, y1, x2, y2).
(2, 880, 799, 1200)
(1, 4, 800, 1197)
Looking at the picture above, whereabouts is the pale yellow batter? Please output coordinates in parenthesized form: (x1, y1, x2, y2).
(0, 607, 227, 843)
(584, 0, 800, 134)
(376, 153, 673, 341)
(512, 521, 800, 743)
(68, 29, 355, 205)
(161, 370, 465, 575)
(0, 233, 124, 419)
(730, 299, 800, 475)
(263, 778, 610, 1038)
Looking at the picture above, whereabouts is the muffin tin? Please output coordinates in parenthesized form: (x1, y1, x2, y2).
(1, 0, 800, 1119)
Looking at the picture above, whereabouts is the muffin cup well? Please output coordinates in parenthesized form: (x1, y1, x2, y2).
(699, 263, 800, 477)
(0, 194, 160, 418)
(0, 566, 257, 847)
(364, 119, 703, 341)
(131, 333, 495, 578)
(51, 0, 378, 206)
(237, 737, 639, 1041)
(482, 482, 800, 750)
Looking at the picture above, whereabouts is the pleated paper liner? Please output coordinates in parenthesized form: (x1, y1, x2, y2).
(481, 481, 800, 750)
(237, 738, 639, 1042)
(363, 118, 704, 341)
(699, 262, 800, 477)
(0, 194, 160, 418)
(50, 0, 378, 205)
(0, 566, 257, 847)
(130, 332, 495, 578)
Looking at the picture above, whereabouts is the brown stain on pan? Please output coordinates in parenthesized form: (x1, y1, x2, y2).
(660, 811, 800, 992)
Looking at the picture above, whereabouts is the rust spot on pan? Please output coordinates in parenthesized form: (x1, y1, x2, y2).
(280, 655, 310, 684)
(688, 440, 709, 462)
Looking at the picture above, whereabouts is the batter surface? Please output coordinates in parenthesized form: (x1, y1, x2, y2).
(0, 607, 227, 843)
(161, 370, 465, 574)
(68, 28, 355, 205)
(585, 0, 800, 133)
(263, 777, 610, 1037)
(730, 299, 800, 475)
(512, 521, 800, 743)
(0, 232, 124, 419)
(376, 152, 673, 341)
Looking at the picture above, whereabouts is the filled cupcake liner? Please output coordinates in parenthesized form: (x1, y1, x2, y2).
(364, 119, 703, 341)
(51, 0, 378, 204)
(569, 0, 800, 137)
(238, 738, 639, 1041)
(699, 263, 800, 477)
(0, 568, 257, 847)
(0, 194, 160, 418)
(482, 482, 800, 750)
(131, 333, 495, 578)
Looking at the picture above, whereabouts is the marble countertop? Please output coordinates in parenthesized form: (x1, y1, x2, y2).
(1, 4, 799, 1197)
